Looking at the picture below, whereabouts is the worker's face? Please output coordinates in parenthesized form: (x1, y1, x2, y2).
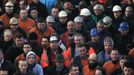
(67, 21, 75, 33)
(75, 22, 82, 31)
(19, 1, 26, 9)
(113, 11, 122, 19)
(120, 59, 126, 70)
(30, 9, 38, 19)
(123, 67, 133, 75)
(4, 31, 13, 42)
(59, 17, 68, 24)
(77, 46, 87, 57)
(41, 38, 49, 48)
(20, 10, 28, 20)
(50, 41, 59, 51)
(5, 6, 14, 14)
(18, 60, 28, 73)
(14, 37, 24, 47)
(96, 23, 105, 32)
(27, 54, 36, 64)
(56, 61, 64, 68)
(125, 7, 133, 17)
(46, 21, 55, 27)
(104, 43, 113, 51)
(69, 67, 80, 75)
(51, 8, 59, 18)
(74, 36, 84, 46)
(120, 30, 129, 36)
(91, 35, 99, 43)
(37, 22, 46, 31)
(10, 24, 18, 31)
(23, 44, 32, 54)
(111, 50, 119, 61)
(94, 9, 102, 16)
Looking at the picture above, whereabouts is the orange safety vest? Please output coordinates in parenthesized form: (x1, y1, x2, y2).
(63, 47, 96, 67)
(63, 48, 71, 67)
(40, 51, 49, 68)
(0, 14, 10, 27)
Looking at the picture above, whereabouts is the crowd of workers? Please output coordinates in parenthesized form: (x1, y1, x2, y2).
(0, 0, 134, 75)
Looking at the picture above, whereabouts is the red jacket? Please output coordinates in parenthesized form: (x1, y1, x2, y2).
(60, 32, 71, 49)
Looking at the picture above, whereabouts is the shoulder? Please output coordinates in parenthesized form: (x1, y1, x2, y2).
(61, 32, 68, 37)
(35, 64, 42, 68)
(2, 60, 13, 69)
(3, 59, 12, 65)
(6, 45, 15, 52)
(129, 48, 134, 58)
(98, 51, 105, 56)
(0, 14, 6, 18)
(103, 60, 112, 67)
(47, 26, 55, 32)
(29, 27, 37, 32)
(28, 18, 35, 22)
(13, 71, 19, 75)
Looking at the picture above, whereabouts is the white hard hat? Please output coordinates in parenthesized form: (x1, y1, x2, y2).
(103, 16, 112, 26)
(112, 5, 122, 12)
(49, 36, 58, 42)
(80, 8, 91, 16)
(93, 4, 104, 12)
(46, 16, 55, 22)
(10, 17, 18, 24)
(5, 1, 14, 7)
(58, 10, 67, 17)
(74, 16, 83, 22)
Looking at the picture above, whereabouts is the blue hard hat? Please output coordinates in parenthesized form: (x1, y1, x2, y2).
(90, 28, 99, 36)
(118, 22, 129, 31)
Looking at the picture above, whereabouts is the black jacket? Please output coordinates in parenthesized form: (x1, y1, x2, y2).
(13, 70, 34, 75)
(0, 37, 13, 54)
(114, 33, 134, 55)
(46, 65, 69, 75)
(5, 44, 23, 64)
(0, 59, 14, 75)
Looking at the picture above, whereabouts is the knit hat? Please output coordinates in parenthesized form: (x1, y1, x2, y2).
(26, 51, 36, 59)
(55, 54, 64, 62)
